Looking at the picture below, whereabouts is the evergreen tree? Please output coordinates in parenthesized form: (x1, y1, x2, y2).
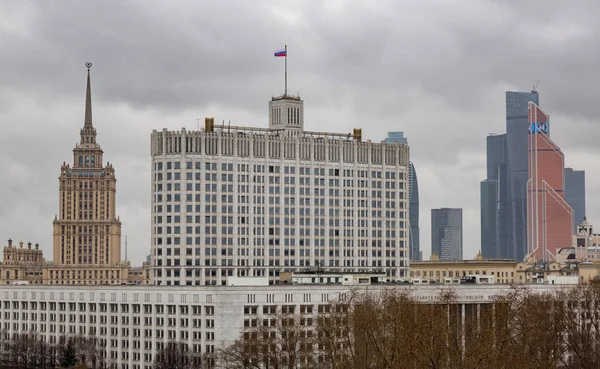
(59, 340, 79, 368)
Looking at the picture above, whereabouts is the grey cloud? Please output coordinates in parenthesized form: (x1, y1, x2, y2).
(0, 0, 599, 263)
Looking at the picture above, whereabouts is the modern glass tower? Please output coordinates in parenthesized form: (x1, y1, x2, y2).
(431, 208, 463, 260)
(385, 132, 420, 260)
(506, 91, 539, 261)
(480, 134, 508, 259)
(564, 168, 586, 234)
(408, 163, 420, 260)
(527, 102, 573, 261)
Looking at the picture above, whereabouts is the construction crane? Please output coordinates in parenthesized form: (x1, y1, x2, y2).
(531, 79, 540, 93)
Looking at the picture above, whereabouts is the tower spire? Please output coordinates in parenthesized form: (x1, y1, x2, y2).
(84, 62, 93, 127)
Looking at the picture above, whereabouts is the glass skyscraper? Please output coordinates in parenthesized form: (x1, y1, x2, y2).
(431, 208, 463, 260)
(481, 91, 540, 261)
(385, 132, 420, 260)
(505, 91, 539, 261)
(480, 134, 509, 259)
(565, 168, 586, 234)
(527, 102, 572, 260)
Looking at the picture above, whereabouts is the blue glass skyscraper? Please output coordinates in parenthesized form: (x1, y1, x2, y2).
(431, 208, 463, 260)
(564, 168, 586, 234)
(505, 91, 539, 261)
(385, 132, 420, 260)
(481, 91, 539, 261)
(480, 134, 508, 259)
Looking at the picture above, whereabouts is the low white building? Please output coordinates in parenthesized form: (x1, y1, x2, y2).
(546, 275, 579, 285)
(282, 271, 387, 285)
(0, 284, 574, 369)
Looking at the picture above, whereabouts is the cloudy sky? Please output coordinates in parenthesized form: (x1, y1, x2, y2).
(1, 0, 599, 265)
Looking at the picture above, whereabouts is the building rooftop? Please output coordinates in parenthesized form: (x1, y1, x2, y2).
(411, 259, 517, 264)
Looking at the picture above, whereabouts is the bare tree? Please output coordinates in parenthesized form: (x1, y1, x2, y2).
(218, 311, 315, 369)
(74, 335, 104, 369)
(556, 284, 600, 368)
(217, 285, 600, 369)
(155, 341, 202, 369)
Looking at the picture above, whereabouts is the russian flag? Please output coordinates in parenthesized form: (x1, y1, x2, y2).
(274, 49, 286, 57)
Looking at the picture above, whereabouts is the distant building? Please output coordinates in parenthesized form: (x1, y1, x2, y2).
(565, 168, 586, 234)
(279, 270, 387, 286)
(481, 91, 540, 262)
(385, 132, 420, 260)
(527, 102, 573, 261)
(0, 239, 45, 284)
(431, 208, 463, 260)
(506, 91, 540, 261)
(410, 253, 517, 284)
(555, 218, 600, 263)
(480, 134, 509, 259)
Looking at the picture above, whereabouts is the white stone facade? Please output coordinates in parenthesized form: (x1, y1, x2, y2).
(149, 99, 410, 286)
(0, 284, 570, 369)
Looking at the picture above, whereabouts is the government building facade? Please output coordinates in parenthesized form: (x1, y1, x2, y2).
(0, 283, 566, 369)
(150, 94, 410, 285)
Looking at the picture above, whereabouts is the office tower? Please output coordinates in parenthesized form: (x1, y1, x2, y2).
(564, 168, 586, 234)
(505, 91, 540, 261)
(150, 96, 410, 285)
(527, 102, 573, 261)
(385, 132, 420, 260)
(384, 132, 408, 145)
(408, 163, 420, 260)
(480, 134, 509, 259)
(431, 208, 463, 260)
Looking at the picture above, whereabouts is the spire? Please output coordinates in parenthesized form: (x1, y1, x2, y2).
(84, 62, 93, 127)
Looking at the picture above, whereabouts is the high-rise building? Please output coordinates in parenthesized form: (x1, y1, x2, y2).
(46, 64, 138, 285)
(385, 132, 420, 260)
(431, 208, 463, 260)
(506, 91, 539, 261)
(565, 168, 586, 234)
(150, 95, 410, 285)
(408, 163, 420, 260)
(527, 102, 573, 261)
(384, 132, 407, 145)
(480, 134, 509, 259)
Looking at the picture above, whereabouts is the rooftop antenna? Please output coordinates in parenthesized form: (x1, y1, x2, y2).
(125, 235, 128, 261)
(228, 120, 231, 133)
(531, 79, 540, 93)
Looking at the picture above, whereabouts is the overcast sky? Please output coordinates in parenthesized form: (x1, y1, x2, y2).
(1, 0, 599, 265)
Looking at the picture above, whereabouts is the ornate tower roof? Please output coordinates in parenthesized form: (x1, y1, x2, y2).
(80, 62, 97, 145)
(85, 62, 93, 127)
(72, 63, 103, 169)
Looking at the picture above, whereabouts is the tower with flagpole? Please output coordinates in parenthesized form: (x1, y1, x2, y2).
(270, 44, 304, 135)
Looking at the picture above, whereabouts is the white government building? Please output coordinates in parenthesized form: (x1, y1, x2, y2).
(0, 283, 568, 369)
(150, 94, 411, 286)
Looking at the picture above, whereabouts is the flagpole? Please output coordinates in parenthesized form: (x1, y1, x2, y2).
(284, 44, 287, 97)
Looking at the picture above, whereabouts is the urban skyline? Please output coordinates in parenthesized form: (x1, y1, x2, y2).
(1, 1, 600, 265)
(481, 91, 588, 261)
